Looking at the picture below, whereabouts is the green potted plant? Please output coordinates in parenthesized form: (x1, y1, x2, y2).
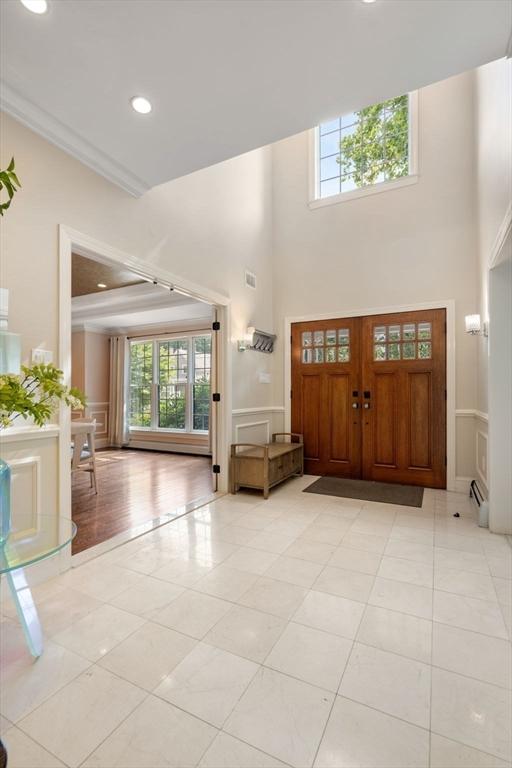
(0, 364, 85, 542)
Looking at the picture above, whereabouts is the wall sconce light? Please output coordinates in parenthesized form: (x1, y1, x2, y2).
(465, 314, 488, 337)
(238, 326, 276, 353)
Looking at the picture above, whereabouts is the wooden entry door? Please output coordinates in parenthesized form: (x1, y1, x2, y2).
(291, 318, 362, 477)
(291, 309, 446, 488)
(361, 309, 446, 488)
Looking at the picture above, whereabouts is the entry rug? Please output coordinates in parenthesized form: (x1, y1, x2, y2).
(304, 476, 424, 507)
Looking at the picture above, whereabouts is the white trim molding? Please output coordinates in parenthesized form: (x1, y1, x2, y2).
(0, 424, 60, 443)
(476, 429, 488, 489)
(455, 409, 488, 422)
(489, 201, 512, 270)
(284, 299, 457, 491)
(232, 406, 285, 415)
(0, 82, 150, 198)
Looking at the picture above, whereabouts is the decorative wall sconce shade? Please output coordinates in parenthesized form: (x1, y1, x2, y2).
(465, 314, 488, 337)
(238, 326, 276, 353)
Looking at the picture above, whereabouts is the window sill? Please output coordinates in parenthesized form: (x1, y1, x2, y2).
(308, 174, 419, 210)
(129, 427, 208, 436)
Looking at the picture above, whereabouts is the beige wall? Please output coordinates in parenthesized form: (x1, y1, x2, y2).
(72, 329, 110, 403)
(0, 113, 276, 417)
(271, 71, 479, 479)
(474, 57, 512, 417)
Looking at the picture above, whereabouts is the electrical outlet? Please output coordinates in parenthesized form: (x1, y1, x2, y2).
(31, 348, 53, 365)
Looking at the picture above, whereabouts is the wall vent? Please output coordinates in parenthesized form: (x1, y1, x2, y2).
(245, 269, 257, 290)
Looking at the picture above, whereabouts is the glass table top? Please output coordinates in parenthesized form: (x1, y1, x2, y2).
(0, 514, 76, 574)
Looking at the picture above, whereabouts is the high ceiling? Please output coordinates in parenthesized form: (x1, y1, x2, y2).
(1, 1, 510, 196)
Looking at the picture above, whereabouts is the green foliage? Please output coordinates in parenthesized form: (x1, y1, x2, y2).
(338, 95, 409, 187)
(0, 363, 86, 429)
(0, 158, 21, 216)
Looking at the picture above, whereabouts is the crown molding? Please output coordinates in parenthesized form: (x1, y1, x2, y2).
(0, 81, 149, 198)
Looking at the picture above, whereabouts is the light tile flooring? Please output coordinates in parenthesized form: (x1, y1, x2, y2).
(1, 477, 511, 767)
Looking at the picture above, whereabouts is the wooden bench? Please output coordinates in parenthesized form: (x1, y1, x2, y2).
(230, 433, 304, 499)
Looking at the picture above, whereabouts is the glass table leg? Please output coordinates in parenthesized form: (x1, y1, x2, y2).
(5, 567, 43, 658)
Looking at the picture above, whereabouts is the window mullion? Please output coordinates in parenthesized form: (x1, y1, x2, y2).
(187, 337, 194, 432)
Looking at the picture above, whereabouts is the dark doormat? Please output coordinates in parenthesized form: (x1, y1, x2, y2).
(304, 476, 424, 507)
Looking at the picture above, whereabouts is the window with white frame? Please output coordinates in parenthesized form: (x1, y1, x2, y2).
(314, 93, 416, 203)
(129, 334, 211, 433)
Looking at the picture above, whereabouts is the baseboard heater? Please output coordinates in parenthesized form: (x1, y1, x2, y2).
(469, 479, 489, 527)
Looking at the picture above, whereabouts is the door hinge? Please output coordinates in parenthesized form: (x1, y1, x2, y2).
(290, 389, 293, 399)
(444, 389, 447, 401)
(212, 464, 221, 474)
(444, 321, 447, 333)
(212, 392, 221, 402)
(445, 456, 447, 467)
(212, 321, 220, 331)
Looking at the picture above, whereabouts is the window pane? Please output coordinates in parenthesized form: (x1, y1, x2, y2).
(302, 348, 313, 363)
(326, 347, 336, 363)
(374, 326, 386, 342)
(374, 344, 387, 361)
(338, 328, 350, 345)
(326, 329, 336, 345)
(159, 383, 186, 429)
(129, 342, 153, 427)
(302, 331, 312, 347)
(418, 342, 432, 359)
(320, 154, 341, 181)
(403, 342, 416, 359)
(417, 322, 432, 340)
(320, 178, 340, 198)
(388, 325, 401, 341)
(320, 131, 341, 158)
(341, 112, 358, 128)
(388, 343, 401, 360)
(320, 118, 340, 135)
(193, 335, 211, 431)
(341, 174, 357, 193)
(314, 330, 324, 346)
(314, 348, 324, 363)
(340, 123, 357, 140)
(338, 346, 350, 363)
(159, 339, 188, 384)
(402, 323, 416, 340)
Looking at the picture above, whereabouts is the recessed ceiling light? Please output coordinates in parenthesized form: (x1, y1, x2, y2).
(97, 283, 107, 289)
(20, 0, 48, 13)
(362, 0, 377, 3)
(131, 96, 152, 115)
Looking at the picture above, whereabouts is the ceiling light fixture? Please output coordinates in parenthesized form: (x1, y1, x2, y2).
(20, 0, 48, 13)
(97, 283, 107, 289)
(362, 0, 377, 3)
(131, 96, 152, 115)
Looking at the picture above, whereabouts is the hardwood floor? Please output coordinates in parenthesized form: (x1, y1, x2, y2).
(71, 449, 212, 554)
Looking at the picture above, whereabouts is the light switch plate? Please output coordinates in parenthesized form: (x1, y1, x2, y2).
(259, 372, 271, 384)
(31, 348, 53, 364)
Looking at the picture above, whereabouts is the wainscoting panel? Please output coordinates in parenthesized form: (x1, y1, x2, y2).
(232, 407, 285, 447)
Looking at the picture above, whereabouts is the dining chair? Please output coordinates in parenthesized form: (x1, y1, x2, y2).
(71, 419, 98, 493)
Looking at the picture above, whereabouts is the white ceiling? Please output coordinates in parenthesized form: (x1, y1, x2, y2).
(72, 283, 212, 332)
(1, 0, 510, 195)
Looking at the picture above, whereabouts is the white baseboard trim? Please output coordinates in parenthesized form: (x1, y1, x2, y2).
(128, 440, 211, 456)
(454, 476, 473, 494)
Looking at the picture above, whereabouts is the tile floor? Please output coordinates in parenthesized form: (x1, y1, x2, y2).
(1, 477, 511, 767)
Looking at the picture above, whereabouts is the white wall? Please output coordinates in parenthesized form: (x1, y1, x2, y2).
(271, 71, 479, 480)
(474, 57, 512, 531)
(474, 57, 512, 417)
(0, 113, 276, 416)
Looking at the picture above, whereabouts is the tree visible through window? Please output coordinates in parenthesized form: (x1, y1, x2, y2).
(318, 94, 410, 199)
(128, 335, 211, 432)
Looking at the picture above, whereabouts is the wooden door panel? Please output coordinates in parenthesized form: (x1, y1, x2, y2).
(301, 374, 322, 462)
(373, 372, 398, 467)
(408, 371, 432, 469)
(362, 309, 446, 488)
(328, 374, 350, 463)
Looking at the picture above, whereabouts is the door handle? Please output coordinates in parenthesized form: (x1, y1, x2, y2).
(363, 403, 370, 409)
(352, 402, 359, 409)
